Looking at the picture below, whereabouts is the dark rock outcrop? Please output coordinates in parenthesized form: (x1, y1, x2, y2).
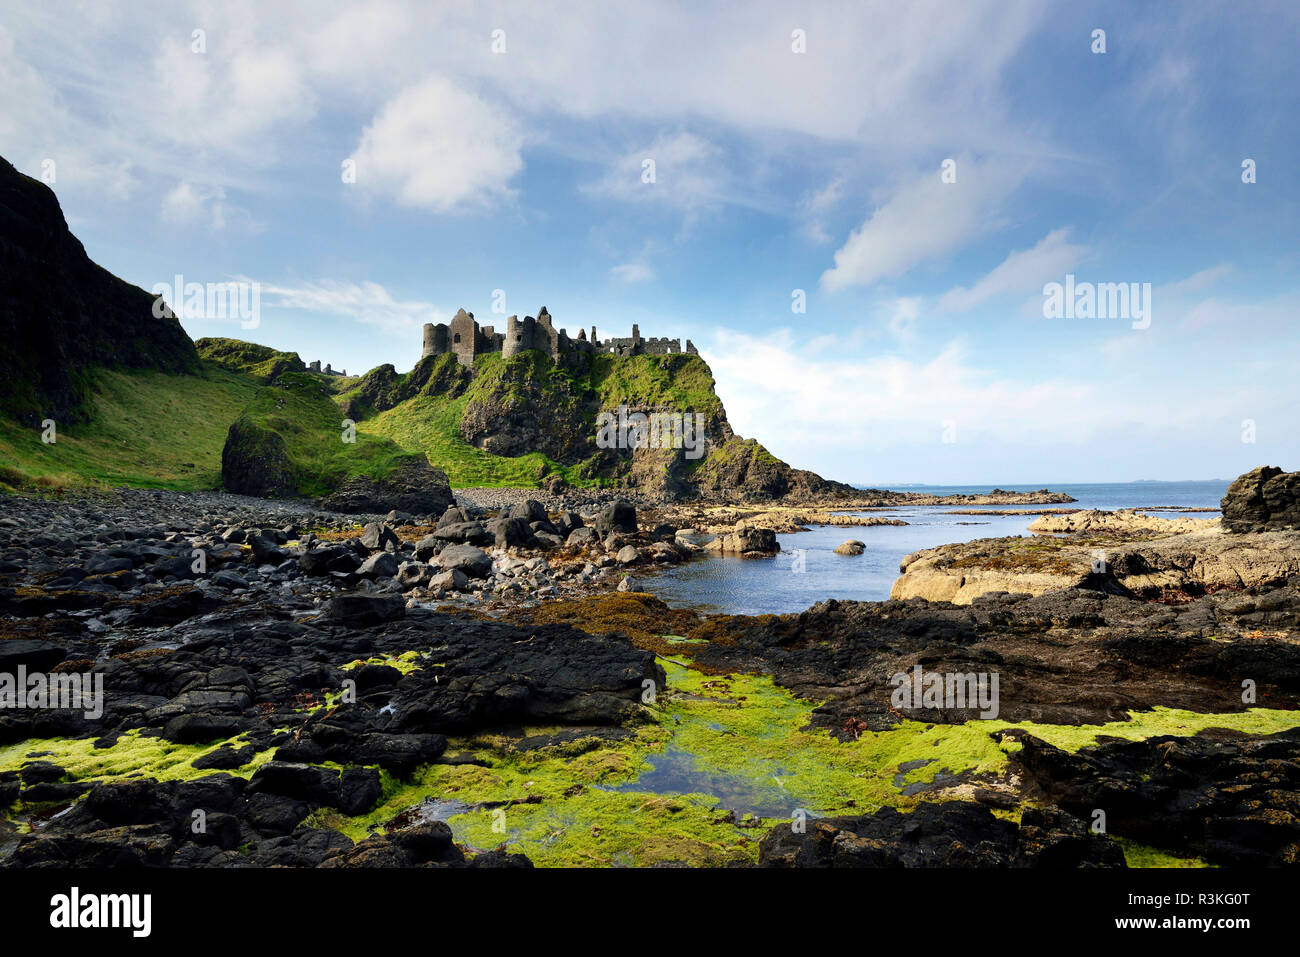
(1011, 727, 1300, 866)
(319, 457, 454, 516)
(221, 420, 295, 497)
(759, 802, 1124, 867)
(0, 154, 198, 424)
(1222, 465, 1300, 533)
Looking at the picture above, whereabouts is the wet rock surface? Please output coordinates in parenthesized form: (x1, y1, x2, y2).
(891, 521, 1300, 604)
(690, 584, 1300, 731)
(4, 483, 1300, 868)
(0, 488, 672, 866)
(759, 801, 1125, 867)
(1009, 727, 1300, 866)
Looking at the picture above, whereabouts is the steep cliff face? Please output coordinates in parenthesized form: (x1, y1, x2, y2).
(346, 348, 850, 501)
(0, 156, 198, 424)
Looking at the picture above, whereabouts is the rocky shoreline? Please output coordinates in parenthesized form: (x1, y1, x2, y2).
(1, 469, 1298, 868)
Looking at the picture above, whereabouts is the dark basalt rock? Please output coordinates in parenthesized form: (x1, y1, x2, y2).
(359, 522, 400, 551)
(759, 801, 1124, 867)
(299, 543, 360, 575)
(1222, 465, 1300, 533)
(0, 155, 199, 426)
(1009, 727, 1300, 866)
(249, 762, 381, 815)
(595, 500, 637, 535)
(435, 543, 492, 578)
(429, 521, 492, 546)
(221, 420, 295, 497)
(318, 457, 454, 516)
(0, 639, 68, 672)
(490, 516, 538, 548)
(690, 583, 1300, 732)
(323, 593, 405, 625)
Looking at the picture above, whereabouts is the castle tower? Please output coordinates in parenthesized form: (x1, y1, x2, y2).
(503, 314, 536, 358)
(422, 322, 449, 358)
(535, 306, 559, 358)
(449, 309, 478, 367)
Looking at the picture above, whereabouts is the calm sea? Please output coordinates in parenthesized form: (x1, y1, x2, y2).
(640, 480, 1230, 615)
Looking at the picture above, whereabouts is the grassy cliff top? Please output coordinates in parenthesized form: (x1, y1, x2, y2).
(0, 340, 803, 498)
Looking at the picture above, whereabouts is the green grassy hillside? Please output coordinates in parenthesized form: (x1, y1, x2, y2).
(0, 338, 813, 499)
(0, 364, 258, 490)
(227, 371, 415, 497)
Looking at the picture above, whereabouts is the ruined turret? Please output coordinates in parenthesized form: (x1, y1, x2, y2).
(415, 305, 692, 366)
(422, 321, 449, 359)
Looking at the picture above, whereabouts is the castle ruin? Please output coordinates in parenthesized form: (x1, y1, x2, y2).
(422, 306, 697, 368)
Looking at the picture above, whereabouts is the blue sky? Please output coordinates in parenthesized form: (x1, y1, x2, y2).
(3, 1, 1298, 485)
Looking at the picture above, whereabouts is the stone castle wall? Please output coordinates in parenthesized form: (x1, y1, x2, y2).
(422, 307, 697, 368)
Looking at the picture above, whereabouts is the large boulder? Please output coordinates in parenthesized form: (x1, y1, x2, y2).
(430, 521, 492, 546)
(437, 506, 472, 528)
(359, 522, 400, 551)
(357, 552, 400, 579)
(221, 420, 295, 497)
(299, 544, 360, 575)
(249, 762, 382, 815)
(490, 517, 538, 549)
(1222, 466, 1300, 533)
(435, 544, 492, 578)
(706, 526, 778, 556)
(320, 457, 454, 516)
(566, 526, 600, 547)
(506, 500, 549, 525)
(323, 593, 405, 625)
(595, 501, 637, 536)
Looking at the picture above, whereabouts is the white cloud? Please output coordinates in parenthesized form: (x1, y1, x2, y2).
(1158, 263, 1233, 297)
(701, 322, 1288, 482)
(884, 296, 922, 338)
(257, 279, 448, 334)
(610, 262, 654, 282)
(703, 327, 1097, 456)
(937, 228, 1089, 313)
(0, 1, 1053, 224)
(161, 181, 262, 232)
(147, 37, 315, 152)
(586, 132, 723, 210)
(820, 159, 1024, 292)
(352, 74, 523, 213)
(799, 177, 845, 244)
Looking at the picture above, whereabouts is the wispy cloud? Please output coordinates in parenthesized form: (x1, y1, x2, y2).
(820, 157, 1026, 292)
(937, 228, 1089, 313)
(585, 131, 724, 212)
(610, 261, 655, 282)
(256, 279, 448, 334)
